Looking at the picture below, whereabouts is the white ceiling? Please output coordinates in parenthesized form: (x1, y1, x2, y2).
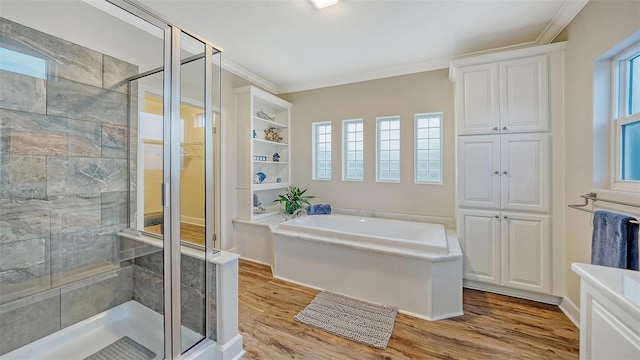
(138, 0, 588, 93)
(0, 0, 587, 94)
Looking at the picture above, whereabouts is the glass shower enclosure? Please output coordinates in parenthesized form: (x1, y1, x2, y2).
(0, 0, 222, 358)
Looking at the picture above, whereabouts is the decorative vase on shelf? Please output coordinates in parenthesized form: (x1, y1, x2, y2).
(272, 152, 280, 162)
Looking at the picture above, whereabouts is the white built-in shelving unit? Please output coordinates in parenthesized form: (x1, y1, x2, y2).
(235, 85, 292, 221)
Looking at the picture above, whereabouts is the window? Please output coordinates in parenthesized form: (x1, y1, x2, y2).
(613, 43, 640, 187)
(312, 121, 332, 180)
(0, 47, 46, 79)
(415, 113, 442, 184)
(342, 119, 364, 180)
(376, 116, 400, 182)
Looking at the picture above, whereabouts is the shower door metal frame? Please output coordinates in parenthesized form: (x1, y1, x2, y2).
(107, 0, 223, 358)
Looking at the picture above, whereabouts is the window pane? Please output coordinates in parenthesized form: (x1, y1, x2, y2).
(630, 55, 640, 115)
(343, 119, 364, 180)
(415, 113, 443, 183)
(622, 120, 640, 180)
(313, 122, 331, 180)
(376, 117, 400, 182)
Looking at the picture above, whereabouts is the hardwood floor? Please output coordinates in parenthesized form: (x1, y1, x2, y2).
(238, 259, 579, 359)
(144, 223, 205, 246)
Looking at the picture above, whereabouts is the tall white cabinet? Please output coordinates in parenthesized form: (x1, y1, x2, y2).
(235, 85, 292, 221)
(451, 43, 565, 301)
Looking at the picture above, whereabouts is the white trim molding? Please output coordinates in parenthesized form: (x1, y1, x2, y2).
(559, 296, 580, 329)
(535, 0, 589, 45)
(223, 59, 279, 95)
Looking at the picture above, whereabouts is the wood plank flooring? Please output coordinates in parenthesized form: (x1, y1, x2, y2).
(238, 259, 579, 359)
(144, 223, 205, 246)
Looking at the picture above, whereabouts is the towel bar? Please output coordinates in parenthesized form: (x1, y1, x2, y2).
(569, 192, 639, 225)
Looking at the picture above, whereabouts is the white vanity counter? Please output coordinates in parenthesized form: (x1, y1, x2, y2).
(572, 263, 640, 360)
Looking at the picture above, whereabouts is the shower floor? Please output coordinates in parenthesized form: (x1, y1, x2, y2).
(1, 301, 203, 360)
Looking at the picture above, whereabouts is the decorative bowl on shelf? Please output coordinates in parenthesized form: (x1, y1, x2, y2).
(256, 110, 275, 121)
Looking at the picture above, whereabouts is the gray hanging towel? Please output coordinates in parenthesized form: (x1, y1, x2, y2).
(591, 210, 639, 270)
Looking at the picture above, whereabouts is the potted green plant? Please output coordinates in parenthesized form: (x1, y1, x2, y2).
(274, 185, 314, 215)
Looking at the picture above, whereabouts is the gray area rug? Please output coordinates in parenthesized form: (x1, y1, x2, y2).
(84, 336, 156, 360)
(295, 291, 399, 349)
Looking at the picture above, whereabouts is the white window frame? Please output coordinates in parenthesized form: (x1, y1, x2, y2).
(312, 121, 332, 180)
(611, 41, 640, 192)
(376, 116, 401, 183)
(342, 119, 364, 181)
(414, 112, 443, 185)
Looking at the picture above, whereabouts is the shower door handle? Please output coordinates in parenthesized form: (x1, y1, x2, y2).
(162, 183, 170, 208)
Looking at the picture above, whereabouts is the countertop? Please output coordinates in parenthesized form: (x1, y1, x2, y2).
(572, 263, 640, 316)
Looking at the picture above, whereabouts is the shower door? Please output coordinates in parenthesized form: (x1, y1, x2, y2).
(130, 19, 221, 358)
(169, 29, 221, 356)
(0, 0, 221, 357)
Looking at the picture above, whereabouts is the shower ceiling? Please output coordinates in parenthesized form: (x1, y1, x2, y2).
(137, 0, 588, 93)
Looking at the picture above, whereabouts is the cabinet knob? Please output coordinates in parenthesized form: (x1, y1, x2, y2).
(494, 170, 499, 175)
(503, 171, 508, 175)
(502, 126, 508, 131)
(493, 127, 499, 131)
(494, 215, 499, 218)
(503, 215, 508, 219)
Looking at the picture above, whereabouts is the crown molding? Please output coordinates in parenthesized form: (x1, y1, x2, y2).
(536, 0, 589, 44)
(223, 0, 587, 95)
(275, 57, 451, 94)
(222, 59, 279, 94)
(449, 41, 567, 81)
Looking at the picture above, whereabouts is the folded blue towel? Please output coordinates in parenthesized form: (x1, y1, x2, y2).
(306, 204, 331, 215)
(591, 210, 639, 270)
(629, 222, 639, 271)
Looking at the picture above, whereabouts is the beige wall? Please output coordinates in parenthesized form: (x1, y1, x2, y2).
(281, 70, 455, 218)
(220, 69, 252, 249)
(141, 97, 207, 223)
(560, 0, 640, 311)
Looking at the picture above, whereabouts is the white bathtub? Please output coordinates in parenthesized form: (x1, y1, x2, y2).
(272, 214, 463, 320)
(277, 214, 449, 255)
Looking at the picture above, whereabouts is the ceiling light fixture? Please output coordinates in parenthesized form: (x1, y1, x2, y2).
(311, 0, 339, 9)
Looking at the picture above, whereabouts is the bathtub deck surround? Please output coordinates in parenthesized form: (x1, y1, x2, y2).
(272, 214, 463, 320)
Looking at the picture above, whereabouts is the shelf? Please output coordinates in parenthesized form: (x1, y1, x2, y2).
(253, 161, 288, 165)
(253, 138, 288, 146)
(253, 117, 287, 129)
(252, 182, 289, 191)
(252, 208, 284, 220)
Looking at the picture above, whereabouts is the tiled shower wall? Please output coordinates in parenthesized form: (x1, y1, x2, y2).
(0, 17, 137, 354)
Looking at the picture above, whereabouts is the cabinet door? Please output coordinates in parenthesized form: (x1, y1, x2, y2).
(501, 133, 550, 212)
(456, 63, 500, 135)
(458, 135, 501, 208)
(458, 209, 501, 284)
(501, 212, 550, 293)
(499, 55, 549, 133)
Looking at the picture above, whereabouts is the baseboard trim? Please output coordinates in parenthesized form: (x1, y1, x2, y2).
(182, 215, 205, 226)
(463, 280, 561, 305)
(559, 296, 580, 329)
(213, 334, 244, 360)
